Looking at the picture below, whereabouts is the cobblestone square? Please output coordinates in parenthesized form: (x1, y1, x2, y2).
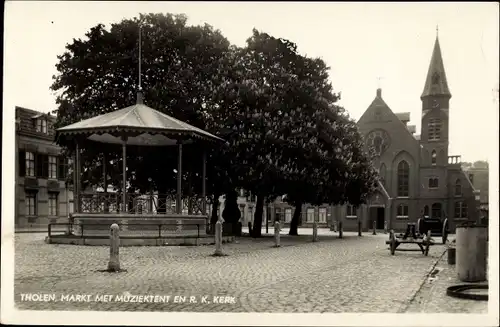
(12, 230, 488, 314)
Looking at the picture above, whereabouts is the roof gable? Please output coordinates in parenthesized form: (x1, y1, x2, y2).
(357, 89, 419, 146)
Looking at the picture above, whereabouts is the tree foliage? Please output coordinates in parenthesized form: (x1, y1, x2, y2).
(52, 13, 379, 238)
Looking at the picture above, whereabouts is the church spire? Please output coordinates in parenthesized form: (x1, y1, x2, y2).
(420, 31, 451, 99)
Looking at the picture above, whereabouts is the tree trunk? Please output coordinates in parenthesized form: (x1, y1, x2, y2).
(289, 202, 302, 236)
(252, 195, 264, 238)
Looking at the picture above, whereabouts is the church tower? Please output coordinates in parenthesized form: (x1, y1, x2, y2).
(420, 30, 451, 167)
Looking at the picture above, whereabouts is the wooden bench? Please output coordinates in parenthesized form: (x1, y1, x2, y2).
(386, 229, 434, 256)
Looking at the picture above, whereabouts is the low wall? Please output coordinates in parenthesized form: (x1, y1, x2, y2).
(45, 235, 235, 246)
(70, 213, 208, 238)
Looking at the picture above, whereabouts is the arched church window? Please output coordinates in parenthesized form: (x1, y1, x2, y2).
(397, 160, 409, 197)
(428, 177, 439, 189)
(431, 203, 442, 219)
(431, 150, 437, 165)
(428, 119, 442, 141)
(455, 179, 462, 196)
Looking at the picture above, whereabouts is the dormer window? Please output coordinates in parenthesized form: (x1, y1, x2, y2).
(36, 118, 48, 134)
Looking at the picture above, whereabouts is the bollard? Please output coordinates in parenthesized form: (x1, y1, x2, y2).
(456, 224, 487, 282)
(248, 222, 252, 237)
(214, 220, 223, 256)
(358, 221, 362, 236)
(312, 221, 318, 242)
(274, 221, 281, 247)
(384, 221, 388, 234)
(338, 221, 343, 239)
(372, 221, 377, 235)
(107, 223, 120, 272)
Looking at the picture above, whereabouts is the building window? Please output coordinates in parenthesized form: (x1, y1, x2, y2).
(397, 204, 409, 218)
(306, 208, 315, 223)
(455, 179, 462, 196)
(48, 193, 58, 216)
(25, 151, 35, 177)
(36, 118, 48, 134)
(428, 118, 441, 141)
(431, 150, 437, 165)
(428, 177, 439, 189)
(319, 208, 327, 223)
(454, 201, 468, 219)
(468, 174, 474, 185)
(423, 205, 430, 217)
(285, 208, 292, 223)
(346, 205, 357, 218)
(431, 203, 442, 219)
(397, 160, 410, 197)
(48, 156, 58, 179)
(25, 192, 37, 216)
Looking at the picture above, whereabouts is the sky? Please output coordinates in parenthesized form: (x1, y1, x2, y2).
(3, 1, 499, 163)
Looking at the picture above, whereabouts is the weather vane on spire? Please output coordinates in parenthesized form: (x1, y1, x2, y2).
(377, 76, 384, 89)
(436, 25, 439, 37)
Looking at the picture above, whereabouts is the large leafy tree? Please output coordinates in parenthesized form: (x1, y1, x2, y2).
(51, 13, 233, 199)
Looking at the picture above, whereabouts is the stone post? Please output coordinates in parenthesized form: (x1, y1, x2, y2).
(107, 223, 120, 272)
(358, 220, 362, 236)
(338, 221, 343, 239)
(312, 221, 318, 242)
(274, 221, 281, 247)
(372, 220, 377, 235)
(214, 220, 223, 256)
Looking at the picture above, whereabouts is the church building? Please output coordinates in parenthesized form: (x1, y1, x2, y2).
(336, 33, 480, 233)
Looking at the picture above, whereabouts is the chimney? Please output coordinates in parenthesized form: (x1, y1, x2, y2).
(376, 88, 382, 98)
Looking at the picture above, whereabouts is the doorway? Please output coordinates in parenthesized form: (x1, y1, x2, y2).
(370, 206, 385, 229)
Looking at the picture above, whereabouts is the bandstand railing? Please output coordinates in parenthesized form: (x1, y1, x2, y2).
(78, 193, 206, 215)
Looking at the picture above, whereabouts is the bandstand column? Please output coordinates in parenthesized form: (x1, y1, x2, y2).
(74, 142, 81, 213)
(103, 152, 108, 212)
(122, 136, 127, 212)
(176, 141, 183, 214)
(201, 149, 207, 215)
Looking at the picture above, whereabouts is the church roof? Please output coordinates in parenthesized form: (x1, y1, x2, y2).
(421, 35, 451, 98)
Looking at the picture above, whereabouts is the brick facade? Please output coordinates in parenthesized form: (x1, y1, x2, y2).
(15, 106, 74, 229)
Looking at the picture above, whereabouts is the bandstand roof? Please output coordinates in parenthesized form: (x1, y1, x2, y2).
(56, 99, 225, 147)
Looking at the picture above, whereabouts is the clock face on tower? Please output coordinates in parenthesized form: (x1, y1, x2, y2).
(366, 129, 390, 157)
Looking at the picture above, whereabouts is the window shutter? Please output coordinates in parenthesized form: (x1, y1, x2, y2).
(58, 157, 66, 180)
(19, 150, 26, 176)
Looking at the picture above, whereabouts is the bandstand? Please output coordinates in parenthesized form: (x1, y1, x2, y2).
(46, 92, 229, 246)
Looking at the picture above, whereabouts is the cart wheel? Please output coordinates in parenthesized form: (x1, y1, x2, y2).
(442, 218, 448, 244)
(389, 230, 396, 255)
(424, 230, 431, 256)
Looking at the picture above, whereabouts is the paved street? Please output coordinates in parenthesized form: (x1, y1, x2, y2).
(13, 230, 486, 313)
